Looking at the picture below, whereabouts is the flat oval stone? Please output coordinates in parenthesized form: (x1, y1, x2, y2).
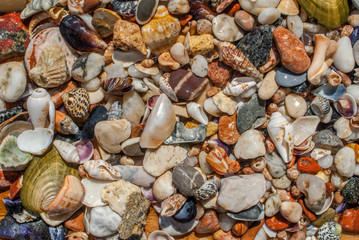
(172, 164, 205, 197)
(285, 93, 307, 118)
(264, 194, 282, 217)
(276, 66, 307, 87)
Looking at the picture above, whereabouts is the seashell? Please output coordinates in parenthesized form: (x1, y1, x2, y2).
(148, 230, 175, 240)
(68, 0, 100, 14)
(102, 77, 133, 96)
(53, 139, 80, 164)
(292, 116, 320, 146)
(66, 231, 89, 240)
(223, 77, 256, 97)
(313, 83, 346, 102)
(204, 98, 222, 117)
(0, 135, 32, 169)
(119, 156, 134, 165)
(147, 94, 160, 109)
(159, 73, 178, 102)
(135, 63, 159, 75)
(135, 0, 159, 25)
(164, 122, 206, 144)
(311, 95, 331, 119)
(17, 128, 54, 155)
(140, 94, 176, 148)
(72, 53, 105, 83)
(333, 117, 353, 139)
(20, 146, 78, 213)
(59, 15, 108, 52)
(194, 180, 218, 201)
(214, 40, 263, 80)
(277, 0, 299, 15)
(317, 221, 341, 240)
(161, 194, 187, 217)
(62, 88, 90, 118)
(0, 120, 32, 146)
(83, 160, 121, 181)
(20, 0, 61, 19)
(152, 171, 176, 201)
(81, 178, 111, 207)
(111, 0, 138, 17)
(108, 101, 123, 121)
(0, 62, 27, 102)
(141, 6, 181, 54)
(206, 147, 240, 175)
(296, 0, 349, 29)
(334, 93, 357, 119)
(55, 111, 79, 135)
(189, 0, 217, 22)
(187, 102, 208, 125)
(75, 140, 94, 164)
(46, 175, 84, 216)
(314, 192, 334, 215)
(267, 112, 294, 163)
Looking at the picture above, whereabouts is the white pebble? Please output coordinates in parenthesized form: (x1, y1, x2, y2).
(333, 37, 355, 73)
(258, 7, 281, 25)
(317, 155, 333, 169)
(81, 78, 101, 91)
(170, 42, 189, 65)
(191, 55, 208, 77)
(287, 15, 303, 38)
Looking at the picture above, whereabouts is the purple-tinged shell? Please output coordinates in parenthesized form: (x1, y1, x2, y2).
(335, 201, 348, 214)
(142, 187, 157, 203)
(59, 15, 107, 52)
(350, 27, 359, 46)
(75, 140, 94, 164)
(207, 139, 231, 155)
(148, 94, 160, 109)
(334, 93, 357, 119)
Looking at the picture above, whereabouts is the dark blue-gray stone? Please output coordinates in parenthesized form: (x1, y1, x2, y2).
(81, 105, 108, 140)
(227, 203, 264, 221)
(236, 94, 266, 133)
(312, 130, 344, 152)
(276, 66, 307, 87)
(172, 164, 204, 197)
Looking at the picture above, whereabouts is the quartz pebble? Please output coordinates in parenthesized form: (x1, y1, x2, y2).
(212, 14, 243, 42)
(234, 129, 266, 159)
(334, 147, 355, 178)
(279, 202, 302, 223)
(191, 55, 208, 77)
(285, 93, 307, 118)
(258, 8, 281, 25)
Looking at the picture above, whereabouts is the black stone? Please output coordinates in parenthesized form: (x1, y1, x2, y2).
(237, 25, 273, 67)
(81, 105, 108, 140)
(342, 177, 359, 204)
(172, 198, 197, 223)
(111, 0, 138, 17)
(236, 94, 266, 133)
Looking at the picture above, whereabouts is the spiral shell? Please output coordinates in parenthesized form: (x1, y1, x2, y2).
(62, 88, 90, 118)
(102, 77, 133, 96)
(83, 160, 122, 181)
(194, 180, 219, 201)
(160, 194, 187, 217)
(311, 95, 331, 118)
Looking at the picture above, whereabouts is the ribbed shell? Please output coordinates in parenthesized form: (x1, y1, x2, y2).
(206, 147, 240, 175)
(20, 147, 78, 213)
(216, 41, 263, 80)
(160, 194, 187, 217)
(20, 0, 61, 19)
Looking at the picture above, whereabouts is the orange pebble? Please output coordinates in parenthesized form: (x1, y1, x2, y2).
(180, 14, 192, 26)
(228, 3, 240, 16)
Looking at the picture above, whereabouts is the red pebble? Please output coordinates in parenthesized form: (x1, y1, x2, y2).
(297, 157, 321, 174)
(265, 214, 290, 231)
(339, 209, 359, 233)
(218, 112, 240, 145)
(325, 182, 334, 196)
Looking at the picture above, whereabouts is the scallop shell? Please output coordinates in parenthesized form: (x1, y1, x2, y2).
(46, 175, 84, 216)
(83, 160, 122, 181)
(206, 147, 240, 175)
(161, 194, 187, 217)
(62, 88, 90, 118)
(20, 146, 79, 213)
(277, 0, 300, 15)
(296, 0, 349, 29)
(141, 6, 181, 54)
(20, 0, 61, 19)
(0, 135, 32, 170)
(102, 77, 133, 96)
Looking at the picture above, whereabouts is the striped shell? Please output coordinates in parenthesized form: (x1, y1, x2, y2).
(194, 180, 219, 201)
(83, 160, 122, 181)
(206, 147, 240, 175)
(317, 221, 341, 240)
(62, 88, 90, 118)
(159, 73, 178, 102)
(160, 194, 187, 217)
(310, 95, 331, 118)
(102, 77, 133, 96)
(47, 175, 84, 216)
(215, 41, 263, 80)
(223, 78, 256, 97)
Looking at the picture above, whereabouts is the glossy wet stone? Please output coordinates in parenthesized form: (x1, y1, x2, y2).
(227, 203, 264, 221)
(275, 66, 307, 87)
(236, 94, 266, 133)
(172, 198, 197, 223)
(341, 177, 359, 204)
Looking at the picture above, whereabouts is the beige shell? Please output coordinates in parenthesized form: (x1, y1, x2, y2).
(277, 0, 300, 15)
(83, 159, 122, 181)
(141, 6, 181, 55)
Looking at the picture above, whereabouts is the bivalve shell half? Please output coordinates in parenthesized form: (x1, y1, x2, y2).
(334, 93, 358, 119)
(277, 0, 300, 15)
(0, 135, 32, 170)
(135, 0, 159, 25)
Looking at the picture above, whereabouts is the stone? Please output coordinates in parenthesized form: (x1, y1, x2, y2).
(279, 202, 302, 223)
(265, 214, 290, 231)
(339, 209, 359, 233)
(273, 27, 310, 74)
(195, 210, 220, 234)
(285, 93, 307, 118)
(275, 66, 307, 87)
(113, 20, 147, 55)
(236, 94, 266, 133)
(212, 91, 237, 115)
(143, 145, 187, 177)
(258, 70, 279, 100)
(191, 55, 208, 77)
(207, 61, 232, 87)
(239, 0, 280, 16)
(0, 0, 26, 13)
(335, 147, 356, 178)
(218, 113, 240, 145)
(264, 194, 282, 217)
(122, 91, 146, 129)
(312, 208, 336, 227)
(168, 0, 190, 15)
(113, 165, 155, 187)
(165, 122, 206, 144)
(237, 25, 273, 67)
(341, 177, 359, 204)
(170, 42, 189, 65)
(296, 174, 326, 213)
(234, 10, 255, 31)
(0, 13, 29, 61)
(312, 130, 344, 152)
(232, 222, 249, 237)
(227, 203, 264, 221)
(333, 36, 355, 73)
(219, 213, 236, 232)
(88, 205, 123, 238)
(172, 164, 205, 197)
(120, 137, 145, 157)
(206, 121, 219, 137)
(159, 216, 199, 236)
(217, 174, 266, 213)
(297, 157, 321, 174)
(258, 7, 280, 24)
(197, 19, 212, 35)
(265, 152, 287, 178)
(152, 171, 176, 201)
(234, 129, 266, 160)
(212, 14, 243, 42)
(189, 34, 214, 56)
(199, 151, 214, 175)
(272, 175, 291, 189)
(92, 8, 121, 38)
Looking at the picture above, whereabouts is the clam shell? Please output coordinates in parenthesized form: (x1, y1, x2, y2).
(83, 160, 122, 181)
(0, 135, 32, 170)
(20, 146, 79, 213)
(334, 93, 358, 119)
(292, 116, 320, 146)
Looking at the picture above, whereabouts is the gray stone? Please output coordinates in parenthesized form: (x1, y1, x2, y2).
(227, 203, 264, 221)
(264, 194, 281, 217)
(265, 152, 286, 178)
(275, 66, 307, 87)
(236, 94, 266, 133)
(272, 175, 291, 189)
(172, 164, 205, 197)
(164, 122, 206, 144)
(342, 177, 359, 204)
(312, 130, 344, 152)
(237, 25, 273, 67)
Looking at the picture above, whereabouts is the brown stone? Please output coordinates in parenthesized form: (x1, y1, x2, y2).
(65, 208, 85, 232)
(207, 61, 232, 87)
(213, 230, 240, 240)
(195, 210, 220, 234)
(92, 8, 121, 38)
(218, 112, 240, 145)
(273, 27, 310, 74)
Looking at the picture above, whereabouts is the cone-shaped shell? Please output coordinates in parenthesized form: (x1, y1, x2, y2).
(296, 0, 349, 29)
(20, 147, 79, 213)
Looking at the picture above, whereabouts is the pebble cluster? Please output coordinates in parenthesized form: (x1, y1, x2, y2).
(0, 0, 358, 240)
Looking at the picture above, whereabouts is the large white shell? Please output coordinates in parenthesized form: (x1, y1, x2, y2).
(83, 160, 122, 181)
(81, 178, 112, 207)
(267, 112, 294, 163)
(186, 102, 208, 125)
(292, 116, 320, 146)
(17, 128, 54, 155)
(53, 139, 80, 164)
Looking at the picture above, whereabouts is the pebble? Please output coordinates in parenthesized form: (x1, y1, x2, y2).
(234, 10, 255, 31)
(217, 174, 266, 213)
(197, 19, 212, 35)
(273, 27, 311, 74)
(207, 61, 232, 87)
(219, 214, 236, 232)
(285, 93, 307, 118)
(152, 171, 175, 201)
(297, 157, 321, 174)
(234, 129, 266, 160)
(312, 208, 336, 227)
(265, 214, 290, 231)
(258, 8, 281, 25)
(313, 130, 344, 152)
(265, 152, 287, 178)
(189, 34, 214, 56)
(227, 203, 264, 221)
(212, 91, 237, 115)
(276, 66, 307, 87)
(170, 42, 189, 65)
(333, 36, 355, 73)
(195, 210, 220, 234)
(88, 206, 123, 238)
(236, 94, 266, 133)
(212, 14, 243, 42)
(279, 202, 303, 223)
(159, 217, 199, 236)
(265, 194, 282, 217)
(341, 177, 359, 204)
(168, 0, 190, 15)
(191, 55, 208, 77)
(339, 209, 359, 233)
(272, 175, 292, 189)
(172, 164, 205, 197)
(258, 70, 279, 100)
(334, 147, 355, 178)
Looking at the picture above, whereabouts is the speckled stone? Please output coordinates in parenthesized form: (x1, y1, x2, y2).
(111, 0, 138, 17)
(275, 66, 307, 87)
(265, 152, 286, 178)
(312, 130, 344, 152)
(342, 177, 359, 204)
(272, 175, 291, 189)
(172, 164, 205, 197)
(236, 94, 266, 133)
(236, 25, 273, 67)
(312, 208, 336, 227)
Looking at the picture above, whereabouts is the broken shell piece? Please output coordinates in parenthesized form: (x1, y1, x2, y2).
(334, 93, 357, 119)
(75, 140, 94, 164)
(212, 91, 238, 115)
(159, 73, 178, 102)
(55, 111, 79, 135)
(334, 117, 353, 139)
(223, 77, 256, 97)
(0, 135, 32, 170)
(135, 63, 159, 75)
(0, 62, 27, 102)
(186, 102, 208, 125)
(112, 49, 149, 68)
(81, 178, 112, 207)
(161, 194, 187, 217)
(292, 116, 320, 146)
(53, 139, 80, 164)
(17, 128, 54, 155)
(204, 98, 222, 117)
(164, 122, 206, 144)
(277, 0, 300, 15)
(83, 160, 122, 181)
(72, 53, 105, 83)
(148, 230, 175, 240)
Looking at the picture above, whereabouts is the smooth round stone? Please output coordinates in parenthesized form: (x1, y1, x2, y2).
(172, 164, 205, 197)
(258, 7, 281, 25)
(272, 175, 291, 189)
(258, 70, 279, 100)
(285, 93, 307, 118)
(318, 155, 333, 169)
(279, 202, 302, 223)
(191, 55, 208, 77)
(219, 213, 236, 232)
(264, 194, 281, 217)
(275, 66, 307, 87)
(335, 147, 355, 178)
